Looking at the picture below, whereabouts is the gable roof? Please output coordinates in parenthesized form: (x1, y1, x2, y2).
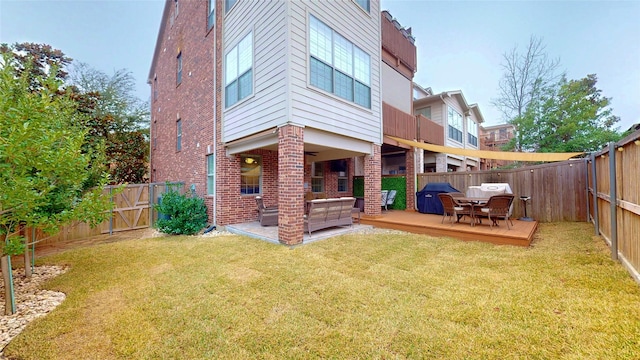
(413, 90, 484, 123)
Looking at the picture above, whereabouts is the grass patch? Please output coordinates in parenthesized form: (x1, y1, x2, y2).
(6, 223, 640, 359)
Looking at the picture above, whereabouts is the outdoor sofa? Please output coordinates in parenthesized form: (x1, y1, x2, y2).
(304, 197, 356, 235)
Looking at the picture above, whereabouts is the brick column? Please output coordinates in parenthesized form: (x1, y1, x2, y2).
(364, 144, 382, 216)
(405, 148, 416, 211)
(278, 124, 305, 245)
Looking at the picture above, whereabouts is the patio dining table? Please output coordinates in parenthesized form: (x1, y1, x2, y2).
(455, 197, 489, 226)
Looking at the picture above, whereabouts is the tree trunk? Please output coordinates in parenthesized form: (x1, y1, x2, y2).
(1, 255, 15, 315)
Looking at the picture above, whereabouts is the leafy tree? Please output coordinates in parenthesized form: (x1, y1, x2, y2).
(509, 74, 621, 153)
(492, 36, 562, 151)
(0, 52, 111, 314)
(69, 63, 150, 184)
(0, 42, 72, 90)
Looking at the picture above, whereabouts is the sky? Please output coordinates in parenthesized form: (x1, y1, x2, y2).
(1, 0, 638, 131)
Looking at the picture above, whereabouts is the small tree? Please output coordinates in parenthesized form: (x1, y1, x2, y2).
(0, 52, 111, 314)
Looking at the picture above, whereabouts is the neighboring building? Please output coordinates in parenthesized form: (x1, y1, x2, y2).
(149, 0, 384, 245)
(479, 123, 516, 170)
(413, 89, 484, 172)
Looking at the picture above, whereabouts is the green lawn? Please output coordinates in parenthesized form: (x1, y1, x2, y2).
(6, 223, 640, 359)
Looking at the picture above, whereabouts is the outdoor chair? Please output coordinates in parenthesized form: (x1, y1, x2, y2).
(384, 190, 397, 210)
(255, 196, 278, 226)
(437, 193, 473, 225)
(448, 192, 465, 198)
(381, 190, 389, 210)
(476, 194, 515, 229)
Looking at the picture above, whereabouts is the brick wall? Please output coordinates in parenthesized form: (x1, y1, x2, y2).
(150, 0, 215, 220)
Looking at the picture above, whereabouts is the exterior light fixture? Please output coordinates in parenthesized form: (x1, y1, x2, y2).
(635, 140, 640, 146)
(617, 147, 624, 152)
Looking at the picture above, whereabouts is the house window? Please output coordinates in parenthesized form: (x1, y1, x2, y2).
(153, 137, 157, 150)
(174, 0, 179, 17)
(225, 32, 253, 108)
(153, 76, 158, 101)
(355, 0, 370, 12)
(416, 106, 431, 119)
(207, 154, 214, 195)
(447, 107, 463, 143)
(309, 15, 371, 108)
(225, 0, 237, 13)
(338, 172, 348, 192)
(207, 0, 215, 30)
(241, 155, 261, 195)
(176, 119, 182, 151)
(176, 52, 182, 85)
(467, 117, 478, 146)
(311, 162, 324, 193)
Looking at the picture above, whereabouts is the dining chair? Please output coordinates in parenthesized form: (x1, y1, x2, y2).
(477, 194, 515, 229)
(437, 193, 472, 225)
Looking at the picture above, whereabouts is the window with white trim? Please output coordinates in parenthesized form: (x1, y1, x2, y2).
(240, 155, 261, 195)
(225, 32, 253, 108)
(207, 154, 214, 195)
(338, 171, 348, 192)
(467, 117, 478, 146)
(355, 0, 370, 12)
(416, 106, 431, 119)
(311, 162, 324, 193)
(447, 107, 463, 143)
(207, 0, 215, 30)
(309, 15, 371, 108)
(225, 0, 237, 13)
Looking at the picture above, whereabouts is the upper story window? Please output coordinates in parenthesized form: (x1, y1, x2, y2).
(207, 154, 214, 195)
(415, 106, 431, 119)
(447, 107, 463, 143)
(176, 119, 182, 151)
(174, 0, 179, 17)
(208, 0, 215, 30)
(176, 52, 182, 85)
(225, 0, 238, 13)
(225, 32, 253, 108)
(311, 162, 324, 193)
(309, 15, 371, 109)
(355, 0, 370, 12)
(240, 155, 261, 195)
(467, 117, 478, 146)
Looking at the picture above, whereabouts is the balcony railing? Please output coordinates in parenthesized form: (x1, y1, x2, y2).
(381, 13, 417, 73)
(417, 114, 444, 146)
(383, 102, 416, 140)
(382, 103, 445, 146)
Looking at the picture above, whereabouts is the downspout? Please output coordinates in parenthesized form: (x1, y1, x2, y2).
(212, 10, 218, 228)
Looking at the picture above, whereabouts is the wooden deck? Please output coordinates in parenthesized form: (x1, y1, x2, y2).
(359, 210, 538, 246)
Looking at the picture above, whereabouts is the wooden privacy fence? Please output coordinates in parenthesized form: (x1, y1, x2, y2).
(417, 160, 588, 223)
(28, 182, 183, 247)
(588, 128, 640, 283)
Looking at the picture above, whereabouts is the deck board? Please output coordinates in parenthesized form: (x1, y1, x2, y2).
(359, 210, 537, 246)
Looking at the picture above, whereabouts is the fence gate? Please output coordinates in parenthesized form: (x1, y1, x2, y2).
(103, 184, 150, 233)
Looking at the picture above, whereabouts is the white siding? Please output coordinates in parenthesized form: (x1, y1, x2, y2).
(222, 0, 288, 142)
(382, 63, 411, 113)
(288, 0, 382, 145)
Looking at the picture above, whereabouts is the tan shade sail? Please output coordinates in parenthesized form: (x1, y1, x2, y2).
(387, 136, 584, 162)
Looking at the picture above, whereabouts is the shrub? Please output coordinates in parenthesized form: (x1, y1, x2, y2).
(154, 189, 208, 235)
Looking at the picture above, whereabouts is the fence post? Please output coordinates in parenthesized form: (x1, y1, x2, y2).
(109, 186, 114, 236)
(149, 183, 155, 228)
(590, 153, 599, 235)
(608, 143, 618, 260)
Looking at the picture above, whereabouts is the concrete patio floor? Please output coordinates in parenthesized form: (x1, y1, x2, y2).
(224, 221, 374, 245)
